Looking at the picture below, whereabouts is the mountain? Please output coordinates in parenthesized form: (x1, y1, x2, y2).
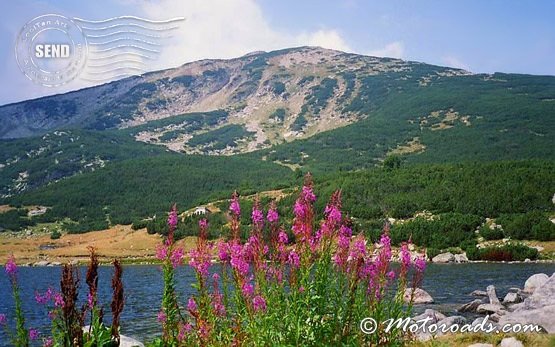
(1, 47, 471, 146)
(0, 46, 554, 233)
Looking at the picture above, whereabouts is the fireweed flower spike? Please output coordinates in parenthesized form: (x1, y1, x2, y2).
(229, 191, 241, 240)
(267, 202, 279, 224)
(167, 203, 178, 243)
(5, 254, 17, 276)
(291, 173, 316, 247)
(153, 176, 427, 345)
(29, 328, 39, 341)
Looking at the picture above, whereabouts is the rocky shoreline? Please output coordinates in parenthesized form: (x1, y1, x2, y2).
(409, 271, 555, 344)
(17, 257, 555, 267)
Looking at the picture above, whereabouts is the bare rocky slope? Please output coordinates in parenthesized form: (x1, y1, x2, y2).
(0, 46, 470, 155)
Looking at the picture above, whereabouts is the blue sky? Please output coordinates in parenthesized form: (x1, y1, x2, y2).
(1, 0, 554, 105)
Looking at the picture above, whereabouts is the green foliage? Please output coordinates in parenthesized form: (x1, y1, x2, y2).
(304, 77, 338, 115)
(480, 226, 504, 241)
(426, 247, 441, 260)
(383, 155, 402, 170)
(50, 229, 62, 240)
(390, 213, 482, 249)
(270, 108, 286, 122)
(271, 81, 286, 95)
(255, 71, 555, 173)
(0, 209, 34, 232)
(8, 154, 293, 232)
(466, 243, 539, 261)
(121, 110, 228, 135)
(188, 125, 255, 150)
(0, 129, 165, 198)
(497, 211, 555, 241)
(291, 114, 308, 131)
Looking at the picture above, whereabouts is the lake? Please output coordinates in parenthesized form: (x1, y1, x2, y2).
(1, 263, 554, 345)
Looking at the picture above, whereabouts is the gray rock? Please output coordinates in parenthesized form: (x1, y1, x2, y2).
(523, 273, 549, 293)
(454, 253, 468, 263)
(471, 290, 488, 297)
(34, 260, 50, 267)
(468, 344, 494, 347)
(50, 261, 62, 266)
(404, 287, 434, 304)
(436, 315, 467, 332)
(412, 309, 446, 323)
(120, 335, 144, 347)
(499, 272, 555, 332)
(486, 285, 501, 305)
(432, 252, 455, 263)
(499, 337, 524, 347)
(503, 291, 522, 304)
(83, 326, 143, 347)
(457, 299, 483, 313)
(476, 303, 505, 315)
(471, 316, 501, 331)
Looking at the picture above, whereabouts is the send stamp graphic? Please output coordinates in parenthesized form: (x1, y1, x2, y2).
(15, 14, 184, 87)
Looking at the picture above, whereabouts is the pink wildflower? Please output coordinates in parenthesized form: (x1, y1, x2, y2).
(53, 293, 64, 308)
(387, 270, 396, 280)
(252, 295, 267, 312)
(229, 193, 241, 216)
(170, 247, 184, 268)
(212, 293, 226, 316)
(5, 255, 17, 276)
(230, 244, 249, 276)
(302, 185, 316, 202)
(187, 298, 197, 312)
(157, 310, 167, 323)
(167, 205, 178, 230)
(43, 337, 54, 347)
(400, 242, 411, 269)
(278, 231, 288, 244)
(414, 256, 426, 273)
(0, 314, 6, 325)
(87, 293, 94, 309)
(241, 282, 254, 297)
(218, 242, 230, 262)
(155, 244, 169, 261)
(29, 328, 39, 340)
(287, 250, 300, 268)
(251, 205, 264, 229)
(267, 208, 279, 223)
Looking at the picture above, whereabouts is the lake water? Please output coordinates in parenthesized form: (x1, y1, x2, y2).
(1, 263, 554, 345)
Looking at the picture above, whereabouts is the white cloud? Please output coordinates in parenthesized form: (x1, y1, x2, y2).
(442, 55, 471, 71)
(133, 0, 353, 70)
(295, 29, 352, 52)
(367, 41, 405, 59)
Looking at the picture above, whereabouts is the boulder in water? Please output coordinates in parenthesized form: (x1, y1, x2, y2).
(432, 252, 455, 263)
(486, 285, 501, 305)
(457, 299, 483, 313)
(470, 289, 487, 297)
(454, 253, 468, 263)
(523, 273, 549, 293)
(503, 291, 522, 304)
(499, 272, 555, 332)
(404, 287, 434, 304)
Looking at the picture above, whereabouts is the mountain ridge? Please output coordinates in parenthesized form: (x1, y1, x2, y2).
(1, 46, 472, 146)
